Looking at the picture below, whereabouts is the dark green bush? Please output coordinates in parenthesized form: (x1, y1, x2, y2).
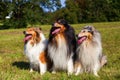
(1, 19, 27, 29)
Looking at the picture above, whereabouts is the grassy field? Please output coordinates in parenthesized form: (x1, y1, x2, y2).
(0, 22, 120, 80)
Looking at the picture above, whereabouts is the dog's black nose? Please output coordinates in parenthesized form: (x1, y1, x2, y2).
(23, 31, 26, 34)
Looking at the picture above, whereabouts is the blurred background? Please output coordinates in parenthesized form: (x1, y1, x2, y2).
(0, 0, 120, 29)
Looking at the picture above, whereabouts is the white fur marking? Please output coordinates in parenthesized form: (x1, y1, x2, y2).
(67, 56, 74, 75)
(75, 66, 81, 76)
(93, 62, 100, 77)
(48, 35, 68, 70)
(40, 62, 47, 75)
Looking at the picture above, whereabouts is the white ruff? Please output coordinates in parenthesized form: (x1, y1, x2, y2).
(48, 35, 69, 70)
(24, 33, 48, 74)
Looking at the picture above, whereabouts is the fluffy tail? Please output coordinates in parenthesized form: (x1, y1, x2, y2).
(100, 55, 107, 67)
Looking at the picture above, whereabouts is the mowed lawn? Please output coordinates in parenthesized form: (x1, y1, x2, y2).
(0, 22, 120, 80)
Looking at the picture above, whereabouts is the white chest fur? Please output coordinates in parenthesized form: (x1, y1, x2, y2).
(48, 35, 68, 70)
(24, 33, 47, 64)
(77, 41, 102, 72)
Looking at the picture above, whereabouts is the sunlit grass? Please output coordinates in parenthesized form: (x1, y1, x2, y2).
(0, 22, 120, 80)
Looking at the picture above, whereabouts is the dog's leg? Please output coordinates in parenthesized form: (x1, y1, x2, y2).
(39, 62, 47, 75)
(93, 62, 100, 77)
(39, 52, 47, 75)
(52, 70, 56, 74)
(75, 66, 81, 76)
(75, 63, 82, 76)
(67, 58, 74, 76)
(51, 66, 56, 74)
(30, 63, 34, 72)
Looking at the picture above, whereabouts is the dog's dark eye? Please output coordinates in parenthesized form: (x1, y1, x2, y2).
(88, 30, 93, 33)
(88, 31, 91, 32)
(82, 30, 85, 33)
(57, 22, 61, 24)
(88, 30, 93, 34)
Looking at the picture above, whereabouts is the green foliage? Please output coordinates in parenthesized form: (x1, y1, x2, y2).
(0, 0, 120, 29)
(0, 0, 62, 29)
(1, 19, 27, 29)
(22, 2, 44, 25)
(53, 0, 120, 23)
(53, 0, 79, 24)
(0, 2, 8, 20)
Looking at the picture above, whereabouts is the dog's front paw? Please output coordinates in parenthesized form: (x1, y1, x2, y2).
(52, 71, 56, 74)
(30, 68, 33, 73)
(68, 72, 73, 76)
(75, 72, 79, 76)
(94, 72, 99, 77)
(40, 72, 46, 75)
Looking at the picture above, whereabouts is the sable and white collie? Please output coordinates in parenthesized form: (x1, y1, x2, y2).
(47, 19, 76, 75)
(23, 27, 48, 75)
(75, 26, 107, 76)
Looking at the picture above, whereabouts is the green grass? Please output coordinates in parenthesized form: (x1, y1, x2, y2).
(0, 22, 120, 80)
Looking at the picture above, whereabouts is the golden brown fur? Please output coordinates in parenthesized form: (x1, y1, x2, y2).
(24, 27, 41, 45)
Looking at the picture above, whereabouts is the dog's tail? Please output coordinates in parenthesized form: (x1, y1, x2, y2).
(100, 54, 107, 67)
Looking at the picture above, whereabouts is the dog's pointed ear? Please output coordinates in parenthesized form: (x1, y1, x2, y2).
(36, 27, 42, 30)
(35, 27, 42, 33)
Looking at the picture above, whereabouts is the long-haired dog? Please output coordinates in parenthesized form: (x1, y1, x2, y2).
(23, 27, 48, 75)
(47, 19, 76, 75)
(75, 26, 107, 76)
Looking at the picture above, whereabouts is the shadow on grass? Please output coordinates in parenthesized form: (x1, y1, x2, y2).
(114, 74, 120, 80)
(12, 61, 29, 70)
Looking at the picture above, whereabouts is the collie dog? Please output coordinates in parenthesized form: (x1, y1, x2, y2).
(23, 27, 48, 75)
(75, 26, 107, 76)
(47, 19, 76, 75)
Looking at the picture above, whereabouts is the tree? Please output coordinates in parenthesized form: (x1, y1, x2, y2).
(0, 0, 62, 29)
(105, 0, 120, 21)
(0, 1, 8, 20)
(53, 0, 79, 24)
(1, 0, 120, 29)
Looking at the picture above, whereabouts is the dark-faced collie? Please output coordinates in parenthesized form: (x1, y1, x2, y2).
(23, 27, 48, 75)
(75, 26, 107, 76)
(47, 19, 76, 75)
